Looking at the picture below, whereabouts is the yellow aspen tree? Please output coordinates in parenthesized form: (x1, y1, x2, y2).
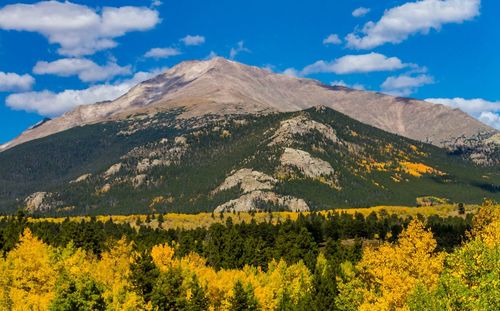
(151, 243, 176, 272)
(0, 257, 11, 310)
(150, 243, 313, 311)
(5, 228, 57, 311)
(338, 219, 445, 311)
(94, 237, 146, 310)
(428, 204, 500, 310)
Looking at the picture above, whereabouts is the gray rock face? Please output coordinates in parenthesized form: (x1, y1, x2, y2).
(214, 190, 309, 213)
(2, 57, 495, 151)
(269, 115, 339, 146)
(213, 169, 277, 194)
(280, 148, 335, 180)
(25, 192, 54, 213)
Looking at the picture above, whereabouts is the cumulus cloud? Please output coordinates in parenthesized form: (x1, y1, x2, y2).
(0, 72, 35, 92)
(151, 0, 162, 7)
(479, 112, 500, 130)
(381, 74, 434, 96)
(352, 7, 370, 17)
(205, 51, 218, 60)
(323, 34, 342, 45)
(229, 41, 250, 59)
(282, 68, 300, 77)
(180, 35, 205, 46)
(302, 53, 408, 75)
(331, 80, 365, 90)
(144, 47, 181, 59)
(346, 0, 480, 49)
(33, 58, 131, 82)
(425, 97, 500, 129)
(0, 1, 160, 56)
(6, 68, 166, 117)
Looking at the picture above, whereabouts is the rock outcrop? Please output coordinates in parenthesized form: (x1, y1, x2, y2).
(280, 148, 335, 178)
(25, 192, 56, 213)
(214, 169, 277, 194)
(269, 115, 339, 146)
(214, 190, 309, 213)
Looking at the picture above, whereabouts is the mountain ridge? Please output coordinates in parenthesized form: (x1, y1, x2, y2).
(1, 105, 498, 215)
(1, 57, 496, 152)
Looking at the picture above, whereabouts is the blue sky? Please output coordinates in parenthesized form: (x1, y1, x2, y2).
(0, 0, 498, 144)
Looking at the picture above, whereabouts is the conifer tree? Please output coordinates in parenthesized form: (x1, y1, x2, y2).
(229, 281, 260, 311)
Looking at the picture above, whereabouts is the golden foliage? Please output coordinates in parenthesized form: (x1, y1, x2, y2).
(1, 229, 57, 311)
(339, 219, 445, 311)
(20, 203, 480, 231)
(0, 205, 497, 310)
(150, 244, 313, 310)
(469, 204, 500, 248)
(399, 161, 443, 177)
(94, 238, 144, 310)
(151, 243, 176, 271)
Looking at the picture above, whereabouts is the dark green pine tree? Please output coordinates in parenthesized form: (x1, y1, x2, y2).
(229, 281, 260, 311)
(151, 267, 187, 310)
(50, 274, 106, 311)
(310, 259, 339, 310)
(129, 251, 160, 303)
(158, 213, 165, 225)
(186, 276, 209, 311)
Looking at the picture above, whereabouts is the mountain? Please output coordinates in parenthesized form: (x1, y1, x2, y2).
(0, 57, 499, 215)
(2, 57, 496, 151)
(0, 106, 499, 215)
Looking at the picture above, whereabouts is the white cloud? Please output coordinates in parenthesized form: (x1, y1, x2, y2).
(381, 74, 434, 96)
(282, 68, 300, 78)
(33, 58, 131, 82)
(302, 53, 408, 75)
(425, 97, 500, 129)
(262, 64, 275, 73)
(346, 0, 480, 49)
(229, 41, 250, 59)
(6, 68, 166, 117)
(479, 112, 500, 130)
(0, 1, 160, 56)
(144, 47, 181, 59)
(205, 51, 218, 60)
(323, 34, 342, 45)
(352, 7, 370, 17)
(331, 80, 365, 90)
(0, 72, 35, 92)
(180, 35, 205, 46)
(151, 0, 162, 7)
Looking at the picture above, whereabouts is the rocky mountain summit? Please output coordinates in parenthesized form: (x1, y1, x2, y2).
(0, 58, 498, 215)
(2, 57, 496, 151)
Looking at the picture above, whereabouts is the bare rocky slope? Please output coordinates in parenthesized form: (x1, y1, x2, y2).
(1, 57, 496, 151)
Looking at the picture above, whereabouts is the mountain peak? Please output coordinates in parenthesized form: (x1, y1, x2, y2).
(1, 58, 496, 151)
(165, 57, 244, 80)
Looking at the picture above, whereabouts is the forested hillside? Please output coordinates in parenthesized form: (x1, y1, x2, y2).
(0, 202, 497, 310)
(1, 107, 499, 215)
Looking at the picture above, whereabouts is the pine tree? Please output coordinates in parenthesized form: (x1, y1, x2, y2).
(158, 213, 165, 225)
(151, 267, 187, 310)
(129, 251, 160, 303)
(229, 281, 260, 311)
(186, 276, 209, 311)
(50, 274, 106, 311)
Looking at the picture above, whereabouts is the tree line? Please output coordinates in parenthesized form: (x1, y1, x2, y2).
(0, 206, 497, 310)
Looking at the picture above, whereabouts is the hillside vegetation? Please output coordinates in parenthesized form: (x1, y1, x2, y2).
(23, 203, 479, 231)
(0, 202, 497, 310)
(1, 107, 499, 215)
